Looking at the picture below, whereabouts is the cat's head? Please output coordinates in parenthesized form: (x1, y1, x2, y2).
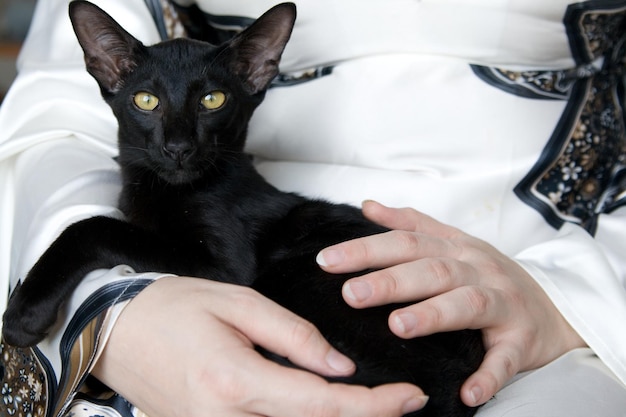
(69, 0, 296, 185)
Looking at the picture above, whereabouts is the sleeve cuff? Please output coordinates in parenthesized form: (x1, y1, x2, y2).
(1, 265, 175, 417)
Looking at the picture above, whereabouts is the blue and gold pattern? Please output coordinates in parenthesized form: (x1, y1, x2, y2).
(473, 1, 626, 234)
(0, 343, 51, 417)
(0, 279, 154, 417)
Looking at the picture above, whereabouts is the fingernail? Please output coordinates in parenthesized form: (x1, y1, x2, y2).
(325, 349, 355, 374)
(469, 385, 483, 405)
(343, 281, 372, 302)
(402, 395, 429, 414)
(393, 312, 418, 334)
(316, 248, 344, 267)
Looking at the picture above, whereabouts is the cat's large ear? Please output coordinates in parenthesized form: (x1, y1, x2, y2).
(69, 0, 145, 95)
(227, 3, 296, 95)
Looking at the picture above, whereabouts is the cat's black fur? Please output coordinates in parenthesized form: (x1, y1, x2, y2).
(2, 2, 485, 415)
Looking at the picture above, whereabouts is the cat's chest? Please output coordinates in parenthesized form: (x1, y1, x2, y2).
(122, 185, 230, 238)
(120, 170, 301, 265)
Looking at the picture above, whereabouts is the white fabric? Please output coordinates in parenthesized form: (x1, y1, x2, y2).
(0, 0, 161, 314)
(478, 348, 626, 416)
(190, 0, 577, 70)
(0, 0, 625, 415)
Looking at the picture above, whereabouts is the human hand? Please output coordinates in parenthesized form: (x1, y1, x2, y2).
(92, 276, 427, 417)
(316, 200, 586, 408)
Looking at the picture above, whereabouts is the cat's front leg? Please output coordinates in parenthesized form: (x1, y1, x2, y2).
(2, 216, 158, 347)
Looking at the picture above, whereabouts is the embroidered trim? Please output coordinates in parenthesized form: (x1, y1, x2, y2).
(473, 1, 626, 234)
(0, 278, 158, 417)
(469, 63, 601, 100)
(160, 0, 186, 39)
(0, 343, 53, 417)
(54, 279, 155, 417)
(272, 66, 334, 87)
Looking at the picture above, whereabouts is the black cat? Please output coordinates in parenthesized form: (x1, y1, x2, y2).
(2, 2, 485, 416)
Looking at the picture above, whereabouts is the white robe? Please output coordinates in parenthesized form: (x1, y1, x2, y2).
(0, 0, 625, 415)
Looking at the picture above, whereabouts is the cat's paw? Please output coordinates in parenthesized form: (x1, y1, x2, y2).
(2, 283, 57, 347)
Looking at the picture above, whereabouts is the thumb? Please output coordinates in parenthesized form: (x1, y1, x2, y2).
(221, 286, 357, 378)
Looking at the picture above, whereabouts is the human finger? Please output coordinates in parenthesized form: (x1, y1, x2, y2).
(341, 257, 479, 308)
(317, 230, 462, 274)
(245, 354, 428, 417)
(361, 200, 461, 238)
(387, 286, 508, 338)
(460, 340, 523, 407)
(211, 284, 357, 378)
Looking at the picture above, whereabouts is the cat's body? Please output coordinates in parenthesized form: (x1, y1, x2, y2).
(2, 2, 484, 416)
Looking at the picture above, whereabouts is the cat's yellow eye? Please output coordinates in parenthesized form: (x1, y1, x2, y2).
(201, 90, 227, 110)
(133, 92, 160, 111)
